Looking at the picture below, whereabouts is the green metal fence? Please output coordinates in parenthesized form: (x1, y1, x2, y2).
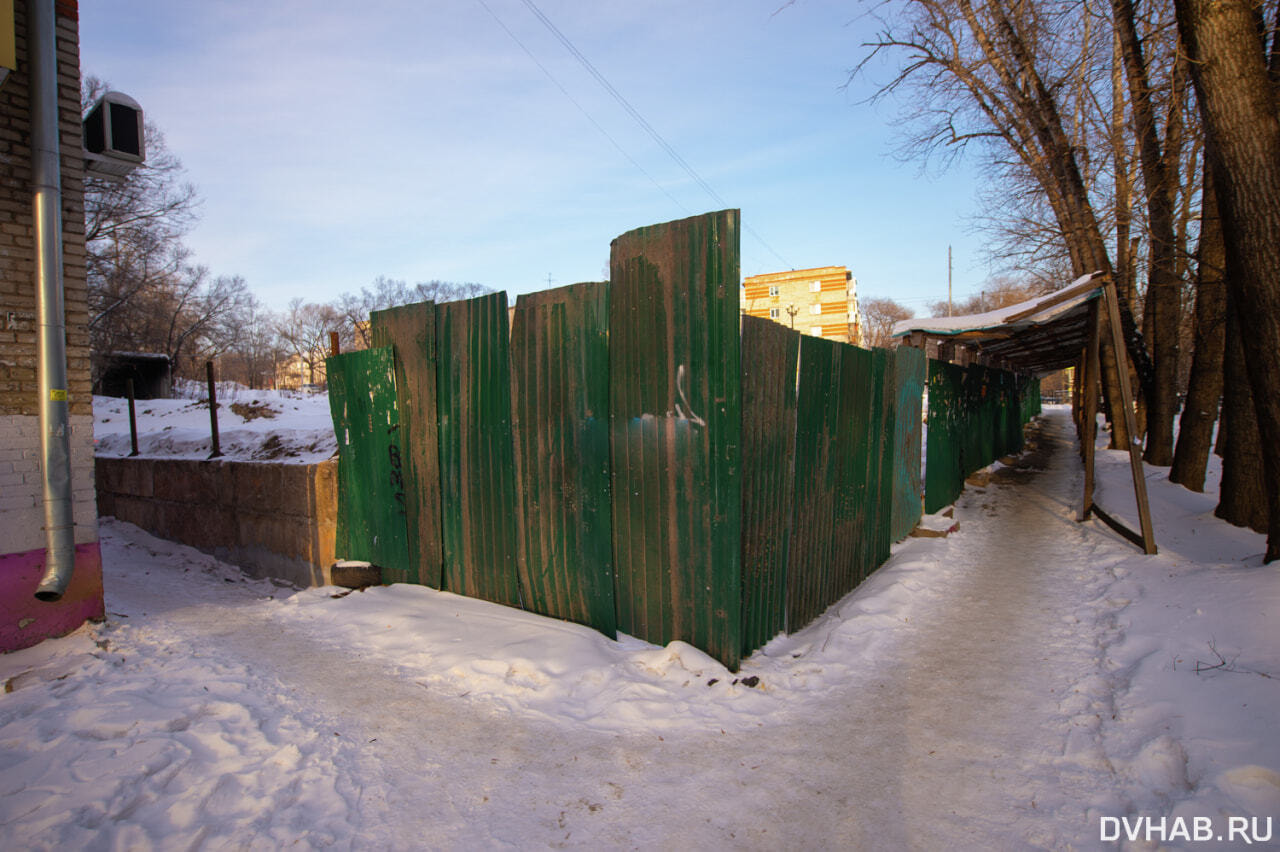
(890, 347, 927, 541)
(327, 211, 1038, 669)
(924, 359, 1041, 514)
(510, 282, 616, 638)
(609, 210, 744, 668)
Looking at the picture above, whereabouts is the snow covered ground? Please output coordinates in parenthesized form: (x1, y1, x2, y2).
(1, 405, 1276, 848)
(93, 383, 336, 464)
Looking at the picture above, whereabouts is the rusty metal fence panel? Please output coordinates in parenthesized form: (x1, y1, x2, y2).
(609, 210, 743, 669)
(370, 301, 443, 587)
(510, 282, 616, 637)
(739, 315, 799, 655)
(326, 346, 412, 579)
(435, 292, 522, 608)
(890, 346, 926, 542)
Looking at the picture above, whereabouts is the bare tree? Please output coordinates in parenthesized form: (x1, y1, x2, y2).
(335, 276, 491, 349)
(1174, 0, 1280, 560)
(858, 0, 1156, 449)
(276, 300, 343, 388)
(861, 297, 915, 348)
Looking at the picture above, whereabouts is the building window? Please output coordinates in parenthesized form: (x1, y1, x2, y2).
(769, 307, 780, 319)
(810, 281, 822, 292)
(810, 303, 822, 315)
(769, 286, 779, 297)
(811, 326, 823, 337)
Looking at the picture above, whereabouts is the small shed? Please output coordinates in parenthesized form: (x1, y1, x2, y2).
(893, 272, 1156, 555)
(93, 352, 172, 399)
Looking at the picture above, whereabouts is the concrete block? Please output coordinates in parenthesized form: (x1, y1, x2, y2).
(154, 460, 218, 503)
(232, 463, 285, 513)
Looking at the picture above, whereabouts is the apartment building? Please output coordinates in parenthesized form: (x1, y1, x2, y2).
(741, 266, 863, 346)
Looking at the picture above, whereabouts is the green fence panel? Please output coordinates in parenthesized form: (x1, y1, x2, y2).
(609, 210, 743, 669)
(873, 348, 898, 567)
(786, 337, 870, 631)
(326, 346, 412, 579)
(510, 282, 616, 637)
(837, 343, 875, 594)
(369, 301, 443, 587)
(739, 315, 799, 655)
(436, 292, 522, 608)
(925, 358, 965, 513)
(890, 346, 926, 542)
(787, 335, 839, 631)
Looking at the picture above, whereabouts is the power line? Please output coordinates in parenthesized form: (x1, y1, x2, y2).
(510, 0, 794, 270)
(471, 0, 689, 214)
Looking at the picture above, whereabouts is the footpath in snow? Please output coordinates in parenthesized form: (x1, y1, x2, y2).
(1, 407, 1276, 849)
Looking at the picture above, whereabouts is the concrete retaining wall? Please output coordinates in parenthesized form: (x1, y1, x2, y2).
(95, 457, 338, 588)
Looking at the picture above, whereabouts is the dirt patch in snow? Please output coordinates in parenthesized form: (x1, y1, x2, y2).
(231, 401, 280, 422)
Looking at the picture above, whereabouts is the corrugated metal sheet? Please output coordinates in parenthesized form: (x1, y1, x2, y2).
(871, 348, 897, 568)
(369, 300, 443, 587)
(739, 314, 799, 655)
(925, 358, 965, 514)
(608, 210, 743, 670)
(325, 346, 411, 578)
(509, 282, 616, 637)
(890, 346, 926, 541)
(435, 292, 522, 608)
(787, 336, 873, 631)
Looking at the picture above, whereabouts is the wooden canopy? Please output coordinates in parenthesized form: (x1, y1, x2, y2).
(893, 272, 1157, 555)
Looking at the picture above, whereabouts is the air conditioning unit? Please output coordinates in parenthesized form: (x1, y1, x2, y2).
(83, 91, 145, 181)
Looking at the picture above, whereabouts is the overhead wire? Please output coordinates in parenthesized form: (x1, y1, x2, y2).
(471, 0, 691, 215)
(517, 0, 793, 270)
(479, 0, 794, 270)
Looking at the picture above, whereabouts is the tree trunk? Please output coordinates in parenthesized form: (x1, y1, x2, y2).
(1177, 0, 1280, 560)
(1216, 297, 1269, 531)
(1113, 0, 1181, 466)
(1170, 166, 1226, 492)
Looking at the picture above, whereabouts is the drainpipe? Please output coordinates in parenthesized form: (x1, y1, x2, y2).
(30, 0, 75, 602)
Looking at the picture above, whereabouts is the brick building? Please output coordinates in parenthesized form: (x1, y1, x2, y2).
(741, 265, 863, 346)
(0, 0, 105, 651)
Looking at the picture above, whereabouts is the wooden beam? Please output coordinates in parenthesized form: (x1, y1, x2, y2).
(1080, 299, 1100, 518)
(1090, 504, 1150, 550)
(1004, 273, 1106, 323)
(1101, 281, 1157, 554)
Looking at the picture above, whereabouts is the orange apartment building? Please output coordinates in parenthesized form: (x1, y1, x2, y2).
(741, 266, 863, 346)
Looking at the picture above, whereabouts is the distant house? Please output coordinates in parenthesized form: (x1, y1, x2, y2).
(92, 352, 173, 399)
(275, 352, 327, 392)
(742, 266, 864, 345)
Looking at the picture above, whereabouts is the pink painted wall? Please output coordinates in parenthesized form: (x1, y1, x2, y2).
(0, 544, 105, 652)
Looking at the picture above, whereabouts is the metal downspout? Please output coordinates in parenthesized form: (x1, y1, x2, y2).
(30, 0, 75, 601)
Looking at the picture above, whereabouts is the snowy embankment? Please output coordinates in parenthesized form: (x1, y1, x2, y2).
(0, 405, 1275, 848)
(92, 384, 336, 464)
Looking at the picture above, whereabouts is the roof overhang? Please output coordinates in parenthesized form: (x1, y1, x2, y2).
(891, 272, 1105, 375)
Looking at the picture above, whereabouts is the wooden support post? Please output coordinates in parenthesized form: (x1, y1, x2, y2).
(206, 360, 222, 459)
(329, 331, 340, 358)
(1080, 300, 1100, 519)
(1101, 281, 1156, 554)
(126, 378, 140, 457)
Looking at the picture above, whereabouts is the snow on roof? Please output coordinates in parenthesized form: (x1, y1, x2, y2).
(891, 272, 1102, 338)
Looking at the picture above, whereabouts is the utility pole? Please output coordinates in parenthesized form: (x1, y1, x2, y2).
(948, 245, 953, 318)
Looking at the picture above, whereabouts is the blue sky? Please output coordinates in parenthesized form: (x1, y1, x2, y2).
(79, 0, 1000, 315)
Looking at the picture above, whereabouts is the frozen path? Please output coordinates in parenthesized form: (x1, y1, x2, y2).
(2, 410, 1207, 849)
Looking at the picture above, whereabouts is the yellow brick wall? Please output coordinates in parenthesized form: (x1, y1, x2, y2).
(741, 266, 863, 345)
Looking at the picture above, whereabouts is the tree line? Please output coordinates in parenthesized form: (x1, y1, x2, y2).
(858, 0, 1280, 560)
(84, 78, 487, 393)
